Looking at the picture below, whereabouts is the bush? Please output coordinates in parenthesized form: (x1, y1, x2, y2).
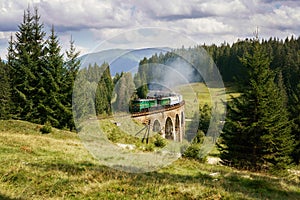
(183, 143, 206, 162)
(40, 122, 52, 134)
(144, 143, 155, 152)
(153, 134, 167, 148)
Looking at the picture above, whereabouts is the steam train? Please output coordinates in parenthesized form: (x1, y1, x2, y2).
(130, 92, 183, 113)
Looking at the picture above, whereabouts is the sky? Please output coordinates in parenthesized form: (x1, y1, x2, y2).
(0, 0, 300, 59)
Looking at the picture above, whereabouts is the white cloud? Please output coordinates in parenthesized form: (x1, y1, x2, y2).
(176, 18, 233, 34)
(89, 28, 196, 52)
(0, 0, 300, 58)
(38, 0, 134, 31)
(200, 0, 248, 17)
(252, 5, 300, 30)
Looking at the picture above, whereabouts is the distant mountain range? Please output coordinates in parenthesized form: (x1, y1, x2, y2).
(79, 47, 171, 75)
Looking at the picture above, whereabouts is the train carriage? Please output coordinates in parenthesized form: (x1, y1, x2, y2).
(157, 97, 170, 106)
(130, 99, 157, 113)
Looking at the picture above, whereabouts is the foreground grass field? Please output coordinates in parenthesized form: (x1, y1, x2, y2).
(0, 120, 299, 199)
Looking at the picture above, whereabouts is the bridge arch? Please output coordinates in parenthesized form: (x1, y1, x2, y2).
(165, 117, 173, 140)
(175, 114, 180, 141)
(153, 120, 161, 133)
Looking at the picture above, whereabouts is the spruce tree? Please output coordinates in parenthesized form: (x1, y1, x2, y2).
(134, 58, 148, 99)
(95, 63, 113, 115)
(0, 60, 11, 119)
(65, 36, 80, 89)
(72, 68, 98, 122)
(39, 25, 65, 127)
(290, 84, 300, 163)
(102, 63, 113, 114)
(10, 7, 46, 122)
(198, 104, 211, 134)
(113, 72, 136, 112)
(7, 34, 14, 68)
(218, 42, 295, 170)
(63, 37, 80, 129)
(11, 8, 34, 119)
(25, 7, 46, 123)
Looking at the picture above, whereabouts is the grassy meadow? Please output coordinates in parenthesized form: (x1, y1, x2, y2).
(0, 120, 299, 199)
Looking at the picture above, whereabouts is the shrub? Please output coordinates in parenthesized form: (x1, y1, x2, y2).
(144, 143, 155, 152)
(183, 143, 207, 162)
(153, 134, 167, 148)
(40, 122, 52, 134)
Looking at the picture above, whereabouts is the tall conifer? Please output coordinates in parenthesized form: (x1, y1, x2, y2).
(95, 63, 113, 115)
(0, 60, 11, 119)
(64, 36, 81, 129)
(218, 42, 294, 170)
(38, 25, 65, 127)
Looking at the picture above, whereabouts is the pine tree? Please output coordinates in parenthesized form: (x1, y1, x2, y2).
(7, 34, 14, 67)
(63, 36, 81, 130)
(10, 7, 47, 121)
(72, 67, 99, 122)
(218, 42, 295, 170)
(65, 36, 80, 87)
(198, 104, 211, 134)
(102, 63, 113, 114)
(134, 58, 148, 99)
(113, 72, 136, 112)
(290, 84, 300, 163)
(95, 63, 113, 115)
(0, 60, 11, 119)
(37, 25, 66, 127)
(10, 8, 33, 119)
(4, 34, 14, 119)
(25, 7, 46, 123)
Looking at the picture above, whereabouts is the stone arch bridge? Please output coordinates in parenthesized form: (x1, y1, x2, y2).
(132, 102, 185, 142)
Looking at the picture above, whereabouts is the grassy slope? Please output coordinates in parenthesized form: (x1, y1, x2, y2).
(0, 120, 299, 200)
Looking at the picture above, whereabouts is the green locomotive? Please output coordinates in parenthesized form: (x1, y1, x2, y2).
(130, 99, 157, 113)
(129, 94, 183, 113)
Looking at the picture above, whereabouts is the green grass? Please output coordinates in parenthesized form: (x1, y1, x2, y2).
(175, 83, 240, 119)
(98, 118, 168, 152)
(0, 120, 299, 199)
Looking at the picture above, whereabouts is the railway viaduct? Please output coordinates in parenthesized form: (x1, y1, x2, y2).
(132, 102, 185, 142)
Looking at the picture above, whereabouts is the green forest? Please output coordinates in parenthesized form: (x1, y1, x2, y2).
(1, 8, 300, 173)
